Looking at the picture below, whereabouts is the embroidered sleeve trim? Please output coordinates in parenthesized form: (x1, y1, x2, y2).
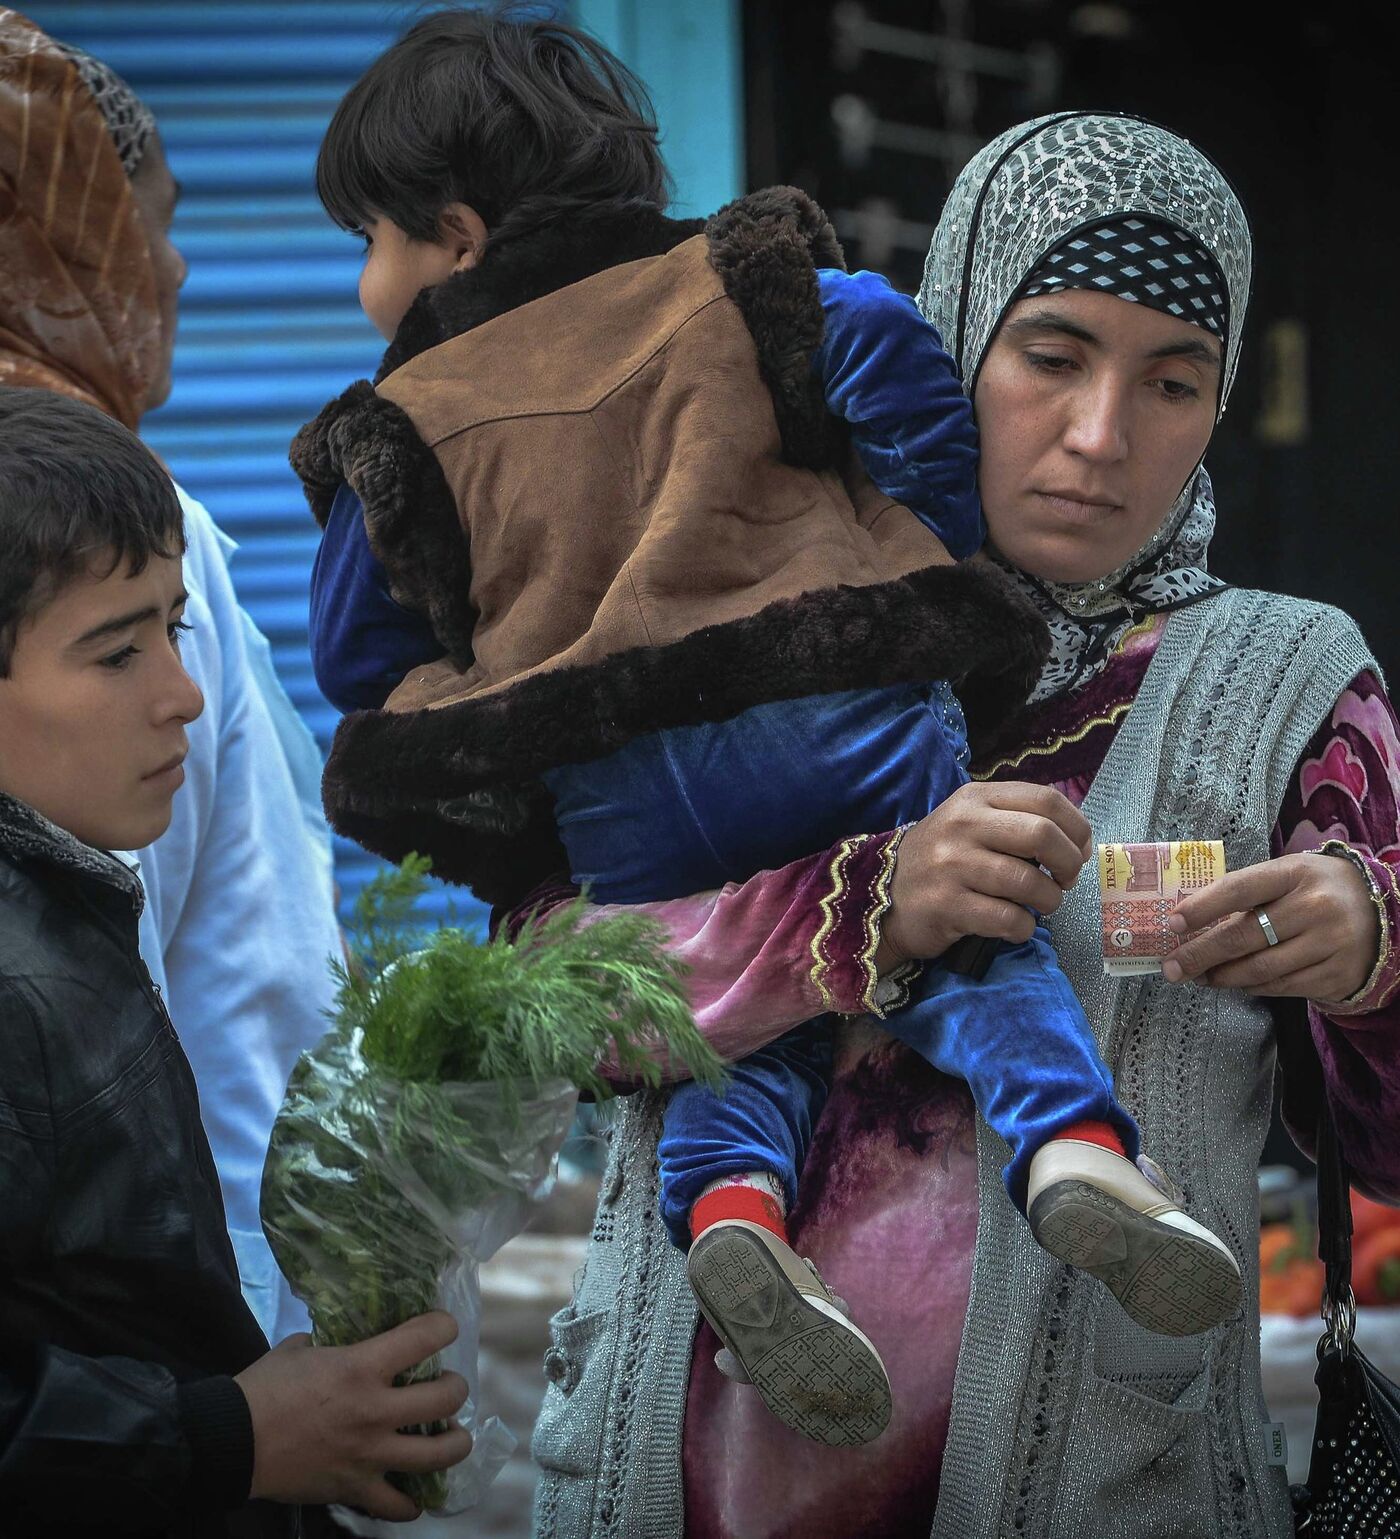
(1312, 839, 1398, 1013)
(808, 828, 907, 1016)
(809, 835, 866, 1013)
(861, 825, 908, 1016)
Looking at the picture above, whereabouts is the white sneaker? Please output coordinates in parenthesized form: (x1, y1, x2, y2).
(1027, 1140, 1242, 1336)
(687, 1218, 892, 1445)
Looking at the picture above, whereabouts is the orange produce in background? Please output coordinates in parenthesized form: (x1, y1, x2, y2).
(1258, 1220, 1324, 1318)
(1257, 1192, 1400, 1316)
(1354, 1228, 1400, 1307)
(1260, 1223, 1302, 1272)
(1350, 1191, 1400, 1246)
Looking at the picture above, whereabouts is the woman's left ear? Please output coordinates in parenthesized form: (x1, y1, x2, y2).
(439, 202, 488, 272)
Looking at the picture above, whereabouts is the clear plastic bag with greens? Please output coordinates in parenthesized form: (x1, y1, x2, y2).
(263, 1031, 576, 1515)
(259, 857, 720, 1519)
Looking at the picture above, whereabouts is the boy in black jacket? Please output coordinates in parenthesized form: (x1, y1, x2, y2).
(0, 389, 472, 1535)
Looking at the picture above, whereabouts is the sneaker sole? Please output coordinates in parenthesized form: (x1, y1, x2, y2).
(1029, 1179, 1242, 1336)
(687, 1226, 892, 1446)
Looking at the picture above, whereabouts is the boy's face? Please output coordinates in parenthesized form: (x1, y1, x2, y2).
(0, 551, 203, 851)
(359, 205, 486, 341)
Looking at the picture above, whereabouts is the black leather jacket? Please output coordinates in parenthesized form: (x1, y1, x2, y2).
(0, 793, 292, 1537)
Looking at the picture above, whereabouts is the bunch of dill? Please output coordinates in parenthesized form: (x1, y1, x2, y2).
(261, 856, 720, 1510)
(335, 855, 718, 1096)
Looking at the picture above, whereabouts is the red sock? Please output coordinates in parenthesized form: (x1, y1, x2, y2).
(1052, 1119, 1127, 1157)
(690, 1184, 789, 1244)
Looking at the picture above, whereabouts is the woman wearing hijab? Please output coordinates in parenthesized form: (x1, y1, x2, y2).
(523, 114, 1400, 1539)
(0, 12, 344, 1344)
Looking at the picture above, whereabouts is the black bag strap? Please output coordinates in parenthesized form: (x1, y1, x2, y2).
(1278, 1005, 1357, 1353)
(1314, 1080, 1355, 1315)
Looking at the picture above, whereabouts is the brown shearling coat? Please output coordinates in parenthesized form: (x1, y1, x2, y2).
(293, 190, 1048, 905)
(377, 231, 957, 712)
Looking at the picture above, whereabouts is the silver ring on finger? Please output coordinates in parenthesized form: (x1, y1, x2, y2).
(1256, 908, 1280, 948)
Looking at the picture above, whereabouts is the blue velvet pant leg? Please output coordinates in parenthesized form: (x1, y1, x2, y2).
(883, 927, 1140, 1213)
(655, 1020, 834, 1248)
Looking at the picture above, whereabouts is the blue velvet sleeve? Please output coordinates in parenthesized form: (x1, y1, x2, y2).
(309, 482, 442, 714)
(814, 267, 984, 559)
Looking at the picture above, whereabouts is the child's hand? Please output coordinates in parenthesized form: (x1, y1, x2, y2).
(235, 1310, 472, 1518)
(878, 782, 1092, 968)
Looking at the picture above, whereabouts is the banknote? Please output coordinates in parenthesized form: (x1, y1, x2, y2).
(1098, 840, 1227, 976)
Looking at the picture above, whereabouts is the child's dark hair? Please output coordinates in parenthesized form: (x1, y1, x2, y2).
(0, 389, 184, 674)
(316, 4, 670, 250)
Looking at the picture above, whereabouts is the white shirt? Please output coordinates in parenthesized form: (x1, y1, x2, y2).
(134, 486, 343, 1343)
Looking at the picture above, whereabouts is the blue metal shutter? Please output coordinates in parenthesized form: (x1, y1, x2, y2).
(24, 1, 483, 926)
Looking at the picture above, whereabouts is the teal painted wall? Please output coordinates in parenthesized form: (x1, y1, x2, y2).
(575, 0, 744, 216)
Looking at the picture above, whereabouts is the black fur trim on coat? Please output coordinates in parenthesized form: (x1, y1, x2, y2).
(291, 379, 373, 527)
(321, 560, 1051, 904)
(705, 187, 847, 470)
(333, 790, 568, 911)
(290, 382, 475, 669)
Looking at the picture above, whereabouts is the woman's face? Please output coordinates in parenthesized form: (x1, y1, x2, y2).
(973, 289, 1221, 584)
(130, 134, 187, 414)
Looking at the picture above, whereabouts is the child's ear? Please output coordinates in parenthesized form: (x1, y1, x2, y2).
(439, 203, 488, 272)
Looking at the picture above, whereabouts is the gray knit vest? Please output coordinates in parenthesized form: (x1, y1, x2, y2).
(530, 590, 1378, 1539)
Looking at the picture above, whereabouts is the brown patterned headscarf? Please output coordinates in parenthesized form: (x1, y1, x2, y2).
(0, 9, 161, 428)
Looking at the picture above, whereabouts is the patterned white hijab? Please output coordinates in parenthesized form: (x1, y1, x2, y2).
(917, 113, 1253, 702)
